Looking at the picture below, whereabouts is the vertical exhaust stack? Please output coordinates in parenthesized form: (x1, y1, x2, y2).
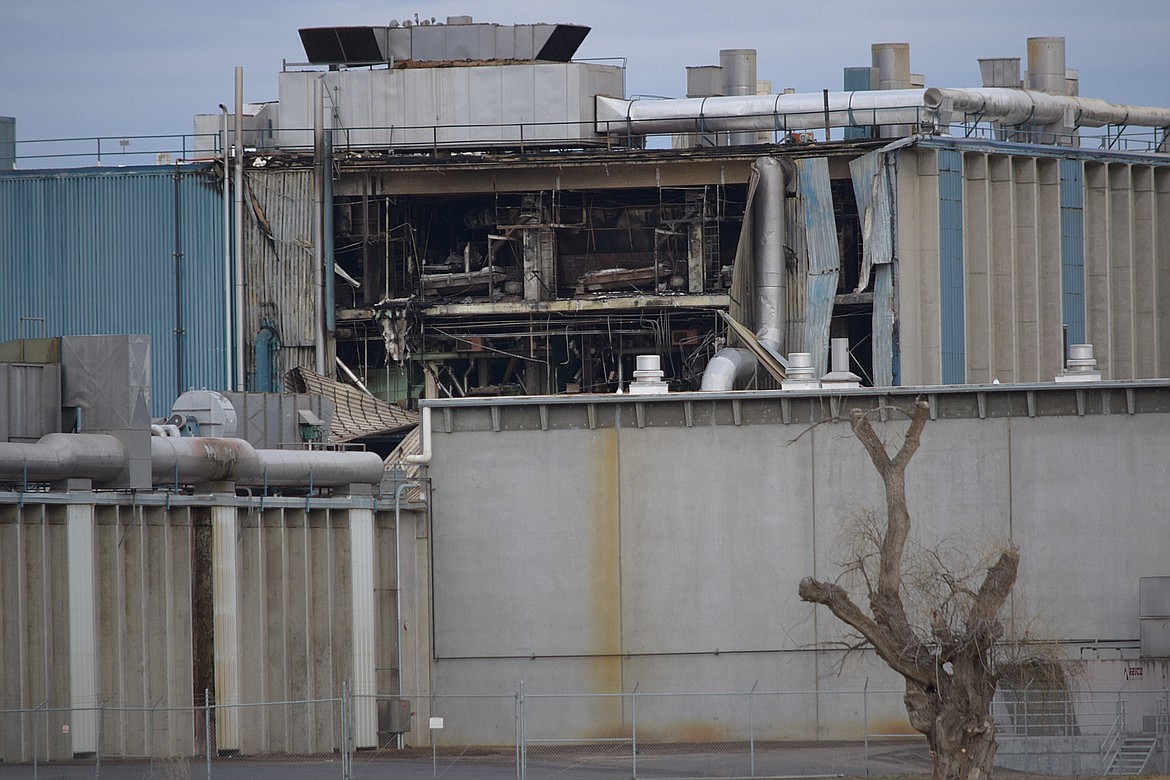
(752, 156, 787, 355)
(871, 43, 911, 137)
(673, 65, 724, 149)
(1026, 36, 1070, 143)
(820, 338, 862, 389)
(720, 49, 758, 146)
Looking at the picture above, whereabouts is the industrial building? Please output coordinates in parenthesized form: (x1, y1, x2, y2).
(2, 15, 1170, 773)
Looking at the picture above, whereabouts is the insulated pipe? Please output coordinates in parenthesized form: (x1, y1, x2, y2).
(312, 78, 327, 375)
(699, 348, 757, 391)
(219, 104, 233, 391)
(924, 87, 1170, 129)
(753, 157, 786, 354)
(0, 434, 126, 483)
(233, 67, 246, 391)
(597, 89, 929, 135)
(597, 88, 1170, 136)
(405, 406, 432, 465)
(150, 437, 384, 487)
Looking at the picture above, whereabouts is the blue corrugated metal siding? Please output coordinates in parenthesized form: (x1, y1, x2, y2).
(938, 149, 965, 384)
(1059, 158, 1086, 347)
(0, 165, 227, 417)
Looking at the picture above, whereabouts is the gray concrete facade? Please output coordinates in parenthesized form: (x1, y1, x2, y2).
(422, 382, 1170, 743)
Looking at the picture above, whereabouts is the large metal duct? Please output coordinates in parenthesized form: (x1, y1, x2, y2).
(923, 87, 1170, 128)
(598, 88, 1170, 137)
(752, 156, 786, 354)
(699, 348, 757, 391)
(0, 434, 126, 483)
(150, 437, 384, 487)
(700, 156, 787, 391)
(597, 89, 930, 135)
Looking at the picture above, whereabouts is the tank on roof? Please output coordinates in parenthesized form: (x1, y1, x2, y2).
(298, 16, 590, 65)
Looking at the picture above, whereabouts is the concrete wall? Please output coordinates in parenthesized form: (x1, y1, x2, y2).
(423, 384, 1170, 744)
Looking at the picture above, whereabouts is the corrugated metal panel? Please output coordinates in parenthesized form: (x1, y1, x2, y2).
(938, 149, 965, 384)
(241, 168, 328, 387)
(1059, 158, 1086, 347)
(728, 166, 760, 334)
(796, 158, 840, 376)
(873, 263, 896, 386)
(0, 165, 227, 417)
(850, 148, 895, 294)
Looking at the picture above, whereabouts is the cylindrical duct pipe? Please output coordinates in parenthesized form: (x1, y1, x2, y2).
(1026, 36, 1066, 95)
(871, 43, 910, 90)
(699, 348, 757, 391)
(923, 87, 1170, 129)
(753, 156, 787, 354)
(0, 434, 126, 483)
(720, 49, 758, 145)
(150, 437, 384, 487)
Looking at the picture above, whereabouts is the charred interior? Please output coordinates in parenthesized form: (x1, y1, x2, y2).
(330, 154, 870, 403)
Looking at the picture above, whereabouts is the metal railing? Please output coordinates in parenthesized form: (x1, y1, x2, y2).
(9, 110, 1165, 169)
(2, 684, 1167, 778)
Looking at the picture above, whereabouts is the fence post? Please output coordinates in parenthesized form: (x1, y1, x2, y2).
(341, 680, 352, 780)
(96, 700, 105, 779)
(33, 700, 40, 780)
(204, 689, 211, 780)
(863, 678, 870, 777)
(749, 681, 757, 777)
(516, 680, 525, 780)
(631, 683, 639, 779)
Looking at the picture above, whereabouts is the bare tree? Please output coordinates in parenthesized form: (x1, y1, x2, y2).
(799, 401, 1019, 780)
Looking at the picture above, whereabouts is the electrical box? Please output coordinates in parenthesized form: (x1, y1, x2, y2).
(379, 698, 412, 737)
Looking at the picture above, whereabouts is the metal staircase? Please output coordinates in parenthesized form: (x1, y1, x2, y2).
(1105, 736, 1158, 775)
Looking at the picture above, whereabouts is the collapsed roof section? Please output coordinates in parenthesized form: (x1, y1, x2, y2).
(285, 366, 418, 442)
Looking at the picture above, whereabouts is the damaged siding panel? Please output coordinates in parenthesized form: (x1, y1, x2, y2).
(849, 148, 895, 293)
(243, 169, 330, 388)
(873, 263, 897, 386)
(797, 157, 840, 376)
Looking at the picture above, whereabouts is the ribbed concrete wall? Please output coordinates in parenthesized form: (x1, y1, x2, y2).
(895, 143, 1170, 385)
(0, 496, 414, 760)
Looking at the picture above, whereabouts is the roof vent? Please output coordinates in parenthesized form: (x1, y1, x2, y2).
(1055, 343, 1101, 382)
(628, 354, 669, 395)
(820, 338, 862, 389)
(782, 352, 821, 390)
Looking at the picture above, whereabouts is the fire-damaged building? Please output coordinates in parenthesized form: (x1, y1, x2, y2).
(2, 15, 1170, 772)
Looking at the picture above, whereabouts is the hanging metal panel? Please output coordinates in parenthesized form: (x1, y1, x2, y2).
(850, 148, 895, 294)
(241, 168, 322, 389)
(0, 165, 227, 417)
(797, 158, 840, 376)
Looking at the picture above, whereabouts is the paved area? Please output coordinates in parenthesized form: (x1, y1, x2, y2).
(0, 740, 931, 779)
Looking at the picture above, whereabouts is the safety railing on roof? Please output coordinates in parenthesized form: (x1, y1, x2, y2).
(7, 112, 1166, 170)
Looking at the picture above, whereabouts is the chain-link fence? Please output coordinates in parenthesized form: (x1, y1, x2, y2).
(2, 685, 1167, 778)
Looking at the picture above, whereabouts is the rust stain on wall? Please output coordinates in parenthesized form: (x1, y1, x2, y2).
(589, 429, 623, 694)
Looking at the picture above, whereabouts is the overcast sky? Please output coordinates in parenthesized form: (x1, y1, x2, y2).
(2, 0, 1168, 146)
